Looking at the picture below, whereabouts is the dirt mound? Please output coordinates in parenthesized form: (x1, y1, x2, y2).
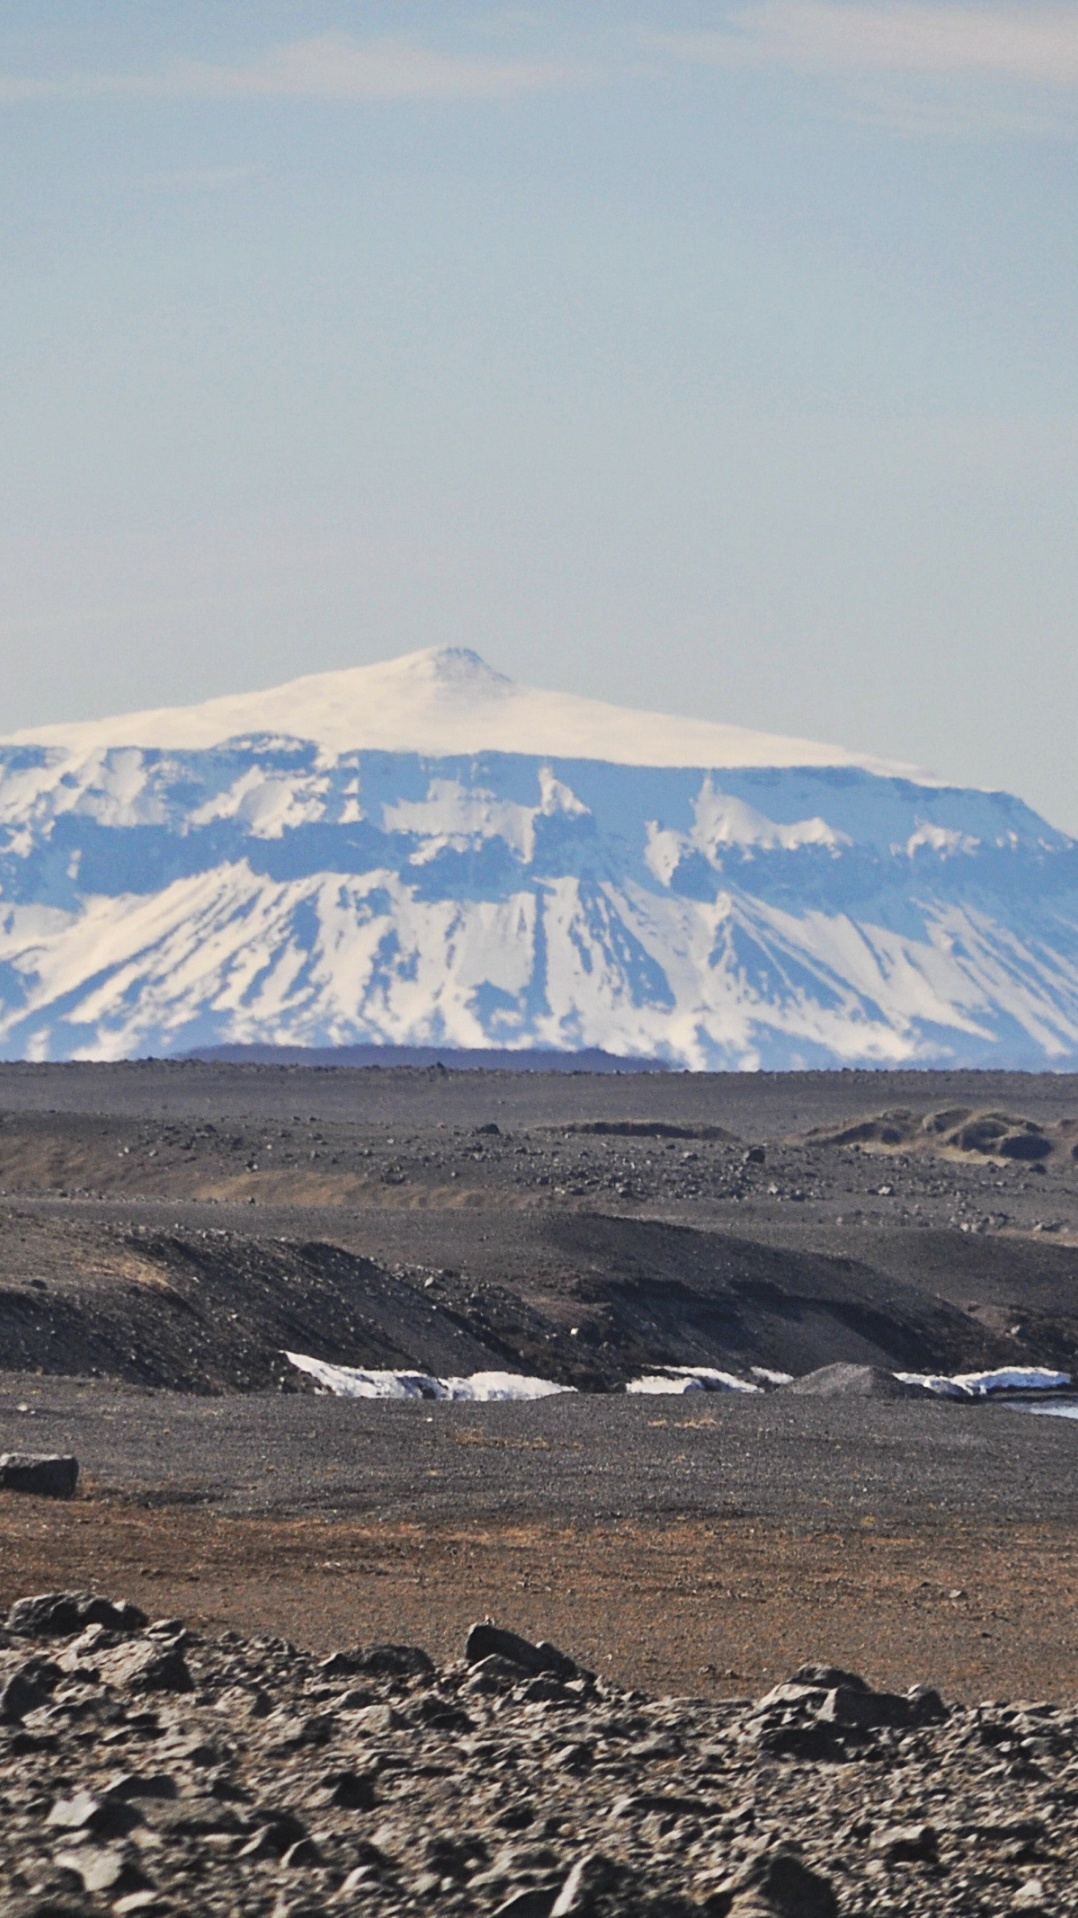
(0, 1191, 1073, 1395)
(563, 1121, 741, 1142)
(540, 1213, 1020, 1382)
(804, 1104, 1074, 1164)
(804, 1108, 919, 1148)
(0, 1223, 522, 1394)
(784, 1363, 927, 1400)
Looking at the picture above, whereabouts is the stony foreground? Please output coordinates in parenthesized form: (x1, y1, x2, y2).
(0, 1593, 1071, 1917)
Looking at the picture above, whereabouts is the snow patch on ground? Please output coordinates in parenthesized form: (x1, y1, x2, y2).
(287, 1352, 1074, 1407)
(895, 1366, 1072, 1400)
(624, 1367, 762, 1395)
(284, 1352, 576, 1401)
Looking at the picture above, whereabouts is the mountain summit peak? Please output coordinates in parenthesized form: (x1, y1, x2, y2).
(418, 644, 511, 686)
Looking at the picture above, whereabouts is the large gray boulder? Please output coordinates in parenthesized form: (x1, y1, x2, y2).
(6, 1591, 147, 1638)
(785, 1363, 926, 1400)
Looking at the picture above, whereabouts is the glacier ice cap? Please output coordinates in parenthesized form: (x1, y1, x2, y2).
(4, 643, 929, 779)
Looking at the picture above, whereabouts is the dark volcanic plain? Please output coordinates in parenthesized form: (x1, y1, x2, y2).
(4, 1062, 1078, 1905)
(4, 1063, 1078, 1916)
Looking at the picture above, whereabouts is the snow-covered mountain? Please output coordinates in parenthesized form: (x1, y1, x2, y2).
(10, 644, 922, 777)
(2, 646, 1077, 1069)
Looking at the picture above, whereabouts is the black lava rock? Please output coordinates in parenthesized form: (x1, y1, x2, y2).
(0, 1455, 79, 1499)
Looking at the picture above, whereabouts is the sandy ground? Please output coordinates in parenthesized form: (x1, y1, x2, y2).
(4, 1376, 1078, 1704)
(3, 1496, 1077, 1707)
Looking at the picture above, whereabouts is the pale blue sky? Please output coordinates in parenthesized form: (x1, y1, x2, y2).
(2, 4, 1077, 826)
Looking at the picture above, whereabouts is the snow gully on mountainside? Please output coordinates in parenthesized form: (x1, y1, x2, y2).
(1, 647, 1078, 1067)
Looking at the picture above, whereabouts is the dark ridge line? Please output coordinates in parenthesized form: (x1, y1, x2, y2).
(176, 1043, 670, 1074)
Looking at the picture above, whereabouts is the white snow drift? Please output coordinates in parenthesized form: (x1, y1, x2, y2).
(895, 1366, 1072, 1400)
(284, 1352, 575, 1401)
(287, 1352, 1073, 1404)
(624, 1367, 765, 1394)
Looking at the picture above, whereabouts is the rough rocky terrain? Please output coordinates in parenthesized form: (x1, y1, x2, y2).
(3, 1058, 1078, 1897)
(1, 1063, 1078, 1390)
(1, 1594, 1073, 1918)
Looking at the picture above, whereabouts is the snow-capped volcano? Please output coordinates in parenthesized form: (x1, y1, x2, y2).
(6, 645, 923, 778)
(1, 647, 1076, 1068)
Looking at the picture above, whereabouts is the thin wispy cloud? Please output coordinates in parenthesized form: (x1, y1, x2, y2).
(651, 5, 1078, 87)
(0, 33, 582, 106)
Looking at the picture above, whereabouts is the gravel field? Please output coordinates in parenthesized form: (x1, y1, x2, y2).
(3, 1376, 1078, 1707)
(1, 1377, 1075, 1528)
(2, 1059, 1078, 1392)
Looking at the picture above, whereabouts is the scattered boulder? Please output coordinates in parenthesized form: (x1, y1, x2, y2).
(784, 1364, 925, 1400)
(237, 1810, 308, 1860)
(101, 1771, 177, 1803)
(0, 1454, 79, 1499)
(549, 1853, 661, 1916)
(791, 1663, 869, 1690)
(870, 1822, 938, 1863)
(51, 1850, 150, 1898)
(320, 1767, 378, 1811)
(345, 1702, 405, 1736)
(465, 1622, 580, 1682)
(96, 1640, 193, 1694)
(0, 1658, 60, 1723)
(6, 1592, 147, 1639)
(494, 1892, 559, 1918)
(749, 1663, 947, 1757)
(467, 1653, 539, 1694)
(723, 1846, 837, 1918)
(46, 1790, 142, 1840)
(319, 1642, 434, 1681)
